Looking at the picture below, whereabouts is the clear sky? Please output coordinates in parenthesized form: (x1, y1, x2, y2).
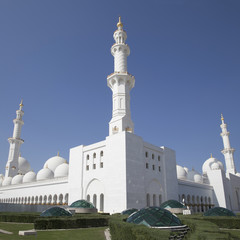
(0, 0, 240, 174)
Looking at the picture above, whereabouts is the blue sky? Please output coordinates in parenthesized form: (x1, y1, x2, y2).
(0, 0, 240, 174)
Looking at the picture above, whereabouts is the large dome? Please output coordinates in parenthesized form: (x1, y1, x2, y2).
(126, 207, 182, 227)
(2, 177, 12, 186)
(36, 168, 54, 181)
(23, 171, 36, 183)
(176, 165, 187, 180)
(18, 156, 31, 174)
(54, 163, 69, 178)
(188, 169, 203, 183)
(11, 174, 23, 185)
(160, 200, 186, 209)
(202, 156, 224, 174)
(43, 155, 67, 172)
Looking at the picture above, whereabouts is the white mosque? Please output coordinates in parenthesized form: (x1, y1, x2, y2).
(0, 18, 240, 214)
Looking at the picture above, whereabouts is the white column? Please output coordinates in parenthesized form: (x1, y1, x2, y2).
(107, 17, 135, 136)
(5, 100, 24, 177)
(220, 114, 236, 174)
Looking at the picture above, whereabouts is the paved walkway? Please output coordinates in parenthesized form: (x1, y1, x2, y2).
(104, 228, 111, 240)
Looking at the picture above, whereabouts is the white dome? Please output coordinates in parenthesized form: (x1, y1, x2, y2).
(23, 171, 36, 183)
(2, 177, 12, 186)
(11, 175, 23, 185)
(43, 155, 67, 172)
(18, 156, 31, 174)
(54, 163, 69, 178)
(176, 165, 187, 180)
(36, 168, 54, 181)
(202, 157, 224, 174)
(188, 170, 203, 183)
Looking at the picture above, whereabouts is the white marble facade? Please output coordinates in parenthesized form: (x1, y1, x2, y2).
(0, 18, 239, 214)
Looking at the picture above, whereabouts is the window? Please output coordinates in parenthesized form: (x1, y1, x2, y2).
(86, 165, 89, 171)
(146, 194, 150, 207)
(158, 166, 161, 172)
(93, 164, 96, 169)
(100, 162, 103, 168)
(152, 165, 155, 170)
(152, 154, 154, 160)
(146, 163, 149, 169)
(158, 156, 160, 161)
(93, 153, 96, 158)
(86, 155, 89, 160)
(145, 152, 148, 158)
(100, 151, 103, 157)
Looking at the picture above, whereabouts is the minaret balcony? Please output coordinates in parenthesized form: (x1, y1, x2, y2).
(221, 148, 235, 154)
(8, 137, 24, 144)
(107, 72, 135, 90)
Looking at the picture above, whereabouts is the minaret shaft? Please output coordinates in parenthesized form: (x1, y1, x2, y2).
(5, 101, 24, 177)
(107, 18, 135, 136)
(220, 115, 236, 175)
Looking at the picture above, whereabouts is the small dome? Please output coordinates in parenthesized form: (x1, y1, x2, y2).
(126, 207, 182, 227)
(23, 171, 36, 183)
(176, 165, 187, 180)
(69, 200, 95, 209)
(188, 170, 203, 183)
(36, 168, 54, 181)
(204, 207, 236, 217)
(11, 174, 23, 185)
(40, 207, 72, 217)
(54, 163, 69, 178)
(2, 177, 12, 186)
(43, 155, 67, 172)
(202, 156, 224, 174)
(18, 156, 31, 174)
(121, 208, 138, 216)
(160, 200, 186, 209)
(211, 162, 220, 170)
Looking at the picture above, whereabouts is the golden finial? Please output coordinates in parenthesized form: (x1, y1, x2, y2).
(117, 16, 123, 28)
(19, 99, 23, 107)
(57, 151, 59, 156)
(221, 113, 224, 121)
(211, 153, 213, 158)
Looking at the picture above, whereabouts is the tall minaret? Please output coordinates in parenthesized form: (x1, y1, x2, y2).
(220, 114, 236, 174)
(107, 17, 135, 136)
(5, 100, 24, 177)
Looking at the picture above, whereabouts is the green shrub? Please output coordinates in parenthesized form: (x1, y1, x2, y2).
(0, 212, 39, 223)
(34, 215, 109, 229)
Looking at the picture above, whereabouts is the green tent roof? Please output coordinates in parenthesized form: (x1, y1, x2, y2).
(40, 207, 72, 217)
(69, 199, 95, 209)
(204, 207, 236, 217)
(160, 200, 186, 209)
(126, 207, 182, 227)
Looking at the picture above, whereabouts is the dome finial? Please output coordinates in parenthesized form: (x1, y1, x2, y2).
(221, 113, 224, 122)
(19, 99, 24, 110)
(117, 16, 123, 28)
(57, 151, 59, 156)
(211, 153, 213, 158)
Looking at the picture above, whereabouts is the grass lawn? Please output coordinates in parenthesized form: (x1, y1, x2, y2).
(0, 223, 106, 240)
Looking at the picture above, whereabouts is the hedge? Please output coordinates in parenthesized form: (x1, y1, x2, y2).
(0, 212, 39, 223)
(34, 215, 109, 229)
(179, 215, 237, 239)
(109, 215, 172, 240)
